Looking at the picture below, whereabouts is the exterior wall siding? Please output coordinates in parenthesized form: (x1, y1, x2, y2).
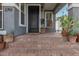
(3, 6, 15, 34)
(3, 6, 26, 36)
(73, 7, 79, 20)
(68, 3, 79, 20)
(14, 8, 26, 36)
(68, 7, 79, 20)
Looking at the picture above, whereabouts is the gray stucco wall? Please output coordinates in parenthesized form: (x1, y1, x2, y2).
(3, 6, 26, 36)
(68, 7, 79, 20)
(4, 6, 15, 34)
(68, 3, 79, 20)
(14, 8, 26, 36)
(73, 7, 79, 20)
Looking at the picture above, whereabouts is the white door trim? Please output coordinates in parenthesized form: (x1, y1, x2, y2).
(26, 4, 41, 33)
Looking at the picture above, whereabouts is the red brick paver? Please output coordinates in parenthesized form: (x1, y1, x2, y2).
(0, 33, 79, 56)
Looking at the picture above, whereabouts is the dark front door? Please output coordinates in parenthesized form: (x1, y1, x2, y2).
(28, 6, 39, 33)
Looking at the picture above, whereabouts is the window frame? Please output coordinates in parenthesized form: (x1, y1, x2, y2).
(19, 3, 26, 27)
(0, 4, 3, 29)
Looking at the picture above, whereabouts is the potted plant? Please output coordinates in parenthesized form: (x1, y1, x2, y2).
(3, 31, 14, 43)
(68, 20, 79, 43)
(68, 24, 77, 43)
(71, 20, 79, 42)
(58, 16, 73, 37)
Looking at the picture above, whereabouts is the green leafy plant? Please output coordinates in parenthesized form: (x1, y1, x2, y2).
(72, 20, 79, 33)
(58, 16, 73, 32)
(68, 20, 79, 36)
(68, 27, 77, 36)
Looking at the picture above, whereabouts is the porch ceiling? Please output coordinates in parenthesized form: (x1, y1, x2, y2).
(42, 3, 57, 10)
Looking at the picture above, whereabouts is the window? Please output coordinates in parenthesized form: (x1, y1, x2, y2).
(19, 3, 26, 27)
(0, 3, 3, 29)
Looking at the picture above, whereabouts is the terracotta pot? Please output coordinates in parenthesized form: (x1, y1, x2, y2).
(0, 36, 3, 42)
(68, 36, 77, 43)
(76, 33, 79, 42)
(3, 34, 14, 43)
(0, 42, 6, 50)
(62, 30, 68, 37)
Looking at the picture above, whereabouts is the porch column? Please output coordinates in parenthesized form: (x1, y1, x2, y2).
(53, 4, 66, 32)
(68, 3, 79, 20)
(53, 13, 56, 32)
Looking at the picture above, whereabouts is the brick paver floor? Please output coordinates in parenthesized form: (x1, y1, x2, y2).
(0, 32, 79, 56)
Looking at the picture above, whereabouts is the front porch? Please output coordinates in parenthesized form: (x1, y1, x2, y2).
(0, 33, 79, 56)
(0, 3, 79, 56)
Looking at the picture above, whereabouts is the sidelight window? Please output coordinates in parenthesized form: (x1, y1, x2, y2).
(19, 3, 26, 27)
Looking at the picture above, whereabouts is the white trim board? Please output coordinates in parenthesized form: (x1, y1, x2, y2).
(19, 4, 26, 27)
(26, 4, 41, 33)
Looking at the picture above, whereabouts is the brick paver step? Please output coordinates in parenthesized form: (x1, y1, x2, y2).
(0, 33, 79, 56)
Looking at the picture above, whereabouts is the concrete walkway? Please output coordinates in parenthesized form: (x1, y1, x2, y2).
(0, 33, 79, 56)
